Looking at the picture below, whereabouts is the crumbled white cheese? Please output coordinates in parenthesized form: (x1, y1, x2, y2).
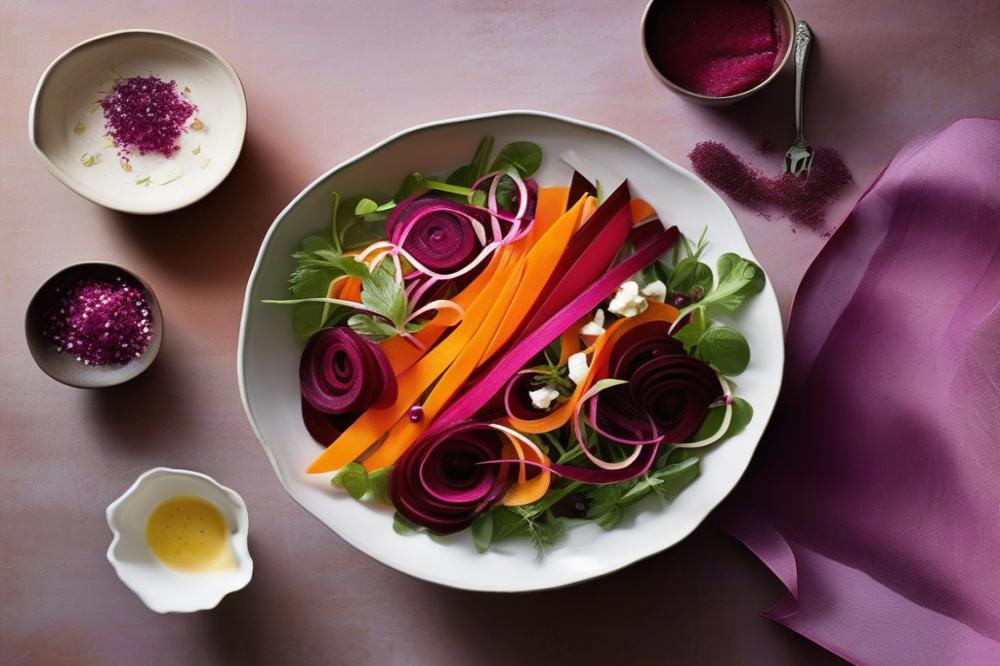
(641, 280, 667, 303)
(567, 352, 590, 385)
(608, 281, 648, 317)
(528, 386, 560, 410)
(580, 309, 606, 337)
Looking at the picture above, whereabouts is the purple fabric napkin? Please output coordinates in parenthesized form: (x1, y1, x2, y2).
(717, 118, 1000, 665)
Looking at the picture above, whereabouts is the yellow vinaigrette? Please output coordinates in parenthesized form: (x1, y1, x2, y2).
(145, 496, 234, 572)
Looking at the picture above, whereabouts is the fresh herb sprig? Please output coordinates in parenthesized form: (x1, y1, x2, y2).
(347, 262, 429, 343)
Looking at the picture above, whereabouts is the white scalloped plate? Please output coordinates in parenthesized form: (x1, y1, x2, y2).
(238, 111, 783, 592)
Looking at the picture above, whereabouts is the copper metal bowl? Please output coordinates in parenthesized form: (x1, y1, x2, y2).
(641, 0, 796, 105)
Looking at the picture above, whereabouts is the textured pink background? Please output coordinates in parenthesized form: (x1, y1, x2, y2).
(1, 1, 997, 664)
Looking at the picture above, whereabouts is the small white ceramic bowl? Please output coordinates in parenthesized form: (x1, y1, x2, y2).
(106, 467, 252, 613)
(29, 29, 247, 214)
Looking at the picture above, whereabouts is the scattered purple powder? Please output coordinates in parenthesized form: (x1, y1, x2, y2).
(100, 76, 196, 162)
(689, 141, 853, 225)
(42, 277, 154, 366)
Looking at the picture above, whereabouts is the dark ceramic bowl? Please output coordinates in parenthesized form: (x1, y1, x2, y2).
(25, 262, 163, 388)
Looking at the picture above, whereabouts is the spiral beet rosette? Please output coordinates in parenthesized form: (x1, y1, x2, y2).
(299, 327, 397, 415)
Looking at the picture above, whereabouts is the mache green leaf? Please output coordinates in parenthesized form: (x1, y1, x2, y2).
(367, 467, 392, 504)
(470, 136, 495, 181)
(332, 463, 369, 501)
(691, 397, 753, 441)
(667, 257, 713, 301)
(395, 172, 426, 201)
(491, 141, 543, 178)
(354, 198, 379, 216)
(471, 512, 494, 554)
(708, 253, 765, 310)
(393, 513, 421, 535)
(695, 326, 751, 375)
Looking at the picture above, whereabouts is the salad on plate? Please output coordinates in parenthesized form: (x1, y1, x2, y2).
(265, 137, 762, 555)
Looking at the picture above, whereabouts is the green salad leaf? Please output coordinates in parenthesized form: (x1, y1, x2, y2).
(673, 308, 707, 351)
(347, 313, 398, 341)
(332, 463, 369, 501)
(447, 136, 495, 187)
(691, 397, 753, 442)
(490, 141, 543, 178)
(470, 135, 496, 181)
(289, 236, 368, 296)
(346, 262, 431, 343)
(354, 198, 379, 216)
(667, 256, 713, 302)
(367, 467, 391, 504)
(585, 450, 700, 531)
(392, 513, 422, 536)
(360, 263, 407, 325)
(703, 253, 765, 311)
(471, 512, 494, 554)
(694, 326, 751, 375)
(395, 171, 426, 201)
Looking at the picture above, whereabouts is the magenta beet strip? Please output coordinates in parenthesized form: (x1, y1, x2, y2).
(421, 223, 680, 440)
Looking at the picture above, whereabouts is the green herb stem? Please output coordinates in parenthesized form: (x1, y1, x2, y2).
(424, 180, 474, 196)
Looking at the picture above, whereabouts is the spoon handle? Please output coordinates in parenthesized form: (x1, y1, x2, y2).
(792, 21, 813, 141)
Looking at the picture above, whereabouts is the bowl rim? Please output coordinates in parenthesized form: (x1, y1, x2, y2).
(639, 0, 796, 104)
(105, 466, 253, 613)
(27, 28, 248, 215)
(236, 109, 785, 591)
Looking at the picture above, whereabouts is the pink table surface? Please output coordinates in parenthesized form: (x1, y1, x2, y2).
(1, 1, 996, 664)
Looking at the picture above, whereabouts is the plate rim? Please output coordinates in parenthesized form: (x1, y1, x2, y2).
(237, 109, 784, 591)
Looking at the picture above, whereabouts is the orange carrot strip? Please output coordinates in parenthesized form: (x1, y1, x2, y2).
(364, 199, 588, 470)
(483, 197, 586, 358)
(364, 259, 527, 470)
(309, 189, 585, 474)
(630, 199, 658, 227)
(499, 439, 551, 506)
(530, 187, 570, 242)
(505, 301, 679, 434)
(576, 195, 598, 231)
(325, 277, 347, 299)
(340, 277, 362, 303)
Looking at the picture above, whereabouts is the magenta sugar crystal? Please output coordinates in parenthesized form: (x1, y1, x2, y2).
(42, 277, 154, 366)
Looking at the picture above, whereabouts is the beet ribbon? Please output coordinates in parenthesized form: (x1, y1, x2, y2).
(299, 327, 397, 414)
(421, 219, 680, 440)
(389, 422, 513, 534)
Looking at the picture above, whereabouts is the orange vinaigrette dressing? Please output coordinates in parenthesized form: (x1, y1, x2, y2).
(145, 495, 235, 572)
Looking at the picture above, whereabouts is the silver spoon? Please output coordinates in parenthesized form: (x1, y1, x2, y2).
(784, 20, 814, 177)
